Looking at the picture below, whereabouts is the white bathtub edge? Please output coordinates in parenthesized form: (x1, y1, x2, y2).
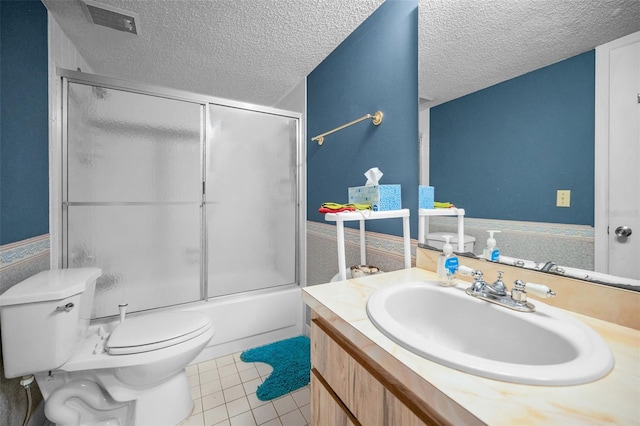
(185, 285, 304, 363)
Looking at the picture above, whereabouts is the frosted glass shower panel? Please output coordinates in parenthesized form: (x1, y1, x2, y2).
(66, 83, 202, 202)
(67, 205, 201, 318)
(206, 105, 298, 297)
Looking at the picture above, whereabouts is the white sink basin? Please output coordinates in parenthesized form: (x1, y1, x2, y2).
(366, 281, 614, 385)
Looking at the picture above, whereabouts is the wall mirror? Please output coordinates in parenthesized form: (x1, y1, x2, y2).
(416, 2, 639, 289)
(419, 27, 639, 290)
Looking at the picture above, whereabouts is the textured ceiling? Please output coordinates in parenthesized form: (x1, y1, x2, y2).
(419, 0, 640, 106)
(42, 0, 385, 106)
(43, 0, 640, 108)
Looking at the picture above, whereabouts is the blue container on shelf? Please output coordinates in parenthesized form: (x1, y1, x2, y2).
(419, 185, 434, 209)
(348, 185, 401, 211)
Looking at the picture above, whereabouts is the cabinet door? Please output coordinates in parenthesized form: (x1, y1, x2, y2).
(311, 370, 358, 426)
(385, 393, 428, 426)
(311, 318, 430, 426)
(311, 316, 350, 402)
(349, 359, 385, 425)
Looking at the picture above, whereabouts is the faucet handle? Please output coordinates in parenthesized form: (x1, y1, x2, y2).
(457, 265, 476, 277)
(511, 280, 528, 302)
(524, 282, 556, 298)
(491, 271, 507, 295)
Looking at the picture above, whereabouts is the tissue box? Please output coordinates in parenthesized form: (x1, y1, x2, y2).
(348, 185, 401, 211)
(419, 185, 434, 209)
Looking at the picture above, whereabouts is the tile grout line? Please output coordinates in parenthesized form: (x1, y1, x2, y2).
(182, 351, 311, 426)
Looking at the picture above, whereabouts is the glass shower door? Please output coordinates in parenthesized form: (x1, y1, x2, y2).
(65, 82, 203, 318)
(206, 104, 298, 297)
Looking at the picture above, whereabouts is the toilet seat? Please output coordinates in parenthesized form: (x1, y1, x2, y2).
(107, 311, 212, 355)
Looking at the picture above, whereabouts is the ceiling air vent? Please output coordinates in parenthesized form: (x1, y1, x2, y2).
(82, 0, 139, 35)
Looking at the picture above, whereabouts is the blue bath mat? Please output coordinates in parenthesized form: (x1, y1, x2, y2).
(240, 335, 310, 401)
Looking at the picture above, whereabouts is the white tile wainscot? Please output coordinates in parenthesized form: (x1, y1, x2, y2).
(302, 267, 640, 425)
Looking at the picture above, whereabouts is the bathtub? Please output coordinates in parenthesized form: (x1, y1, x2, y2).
(184, 284, 304, 363)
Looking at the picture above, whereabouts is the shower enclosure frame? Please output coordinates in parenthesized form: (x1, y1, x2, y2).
(51, 68, 306, 317)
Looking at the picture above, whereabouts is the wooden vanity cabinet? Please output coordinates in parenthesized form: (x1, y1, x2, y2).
(310, 370, 357, 426)
(310, 315, 438, 426)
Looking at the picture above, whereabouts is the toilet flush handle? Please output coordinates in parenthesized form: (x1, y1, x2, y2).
(56, 302, 74, 312)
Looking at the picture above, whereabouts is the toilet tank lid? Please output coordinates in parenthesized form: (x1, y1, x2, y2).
(0, 268, 102, 306)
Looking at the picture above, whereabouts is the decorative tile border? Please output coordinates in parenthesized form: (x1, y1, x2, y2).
(0, 234, 50, 271)
(429, 217, 594, 239)
(307, 221, 417, 258)
(307, 217, 595, 273)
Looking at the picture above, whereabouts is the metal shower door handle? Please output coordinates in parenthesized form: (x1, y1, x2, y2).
(615, 226, 632, 238)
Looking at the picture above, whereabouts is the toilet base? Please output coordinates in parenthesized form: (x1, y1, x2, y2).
(37, 369, 194, 426)
(131, 370, 194, 425)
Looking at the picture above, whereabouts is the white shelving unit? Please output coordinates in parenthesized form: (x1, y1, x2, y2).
(418, 208, 466, 252)
(324, 209, 411, 281)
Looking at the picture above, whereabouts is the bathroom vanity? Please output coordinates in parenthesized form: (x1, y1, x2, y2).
(302, 250, 640, 425)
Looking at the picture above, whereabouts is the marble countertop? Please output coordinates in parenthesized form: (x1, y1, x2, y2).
(302, 267, 640, 426)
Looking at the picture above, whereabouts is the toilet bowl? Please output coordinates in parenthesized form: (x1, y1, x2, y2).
(0, 268, 215, 426)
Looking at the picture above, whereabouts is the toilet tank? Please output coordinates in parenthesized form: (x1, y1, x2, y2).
(0, 268, 101, 378)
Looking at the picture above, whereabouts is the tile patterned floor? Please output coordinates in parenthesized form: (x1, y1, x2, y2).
(180, 352, 311, 426)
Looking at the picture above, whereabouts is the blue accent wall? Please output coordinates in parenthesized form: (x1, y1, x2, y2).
(430, 51, 595, 226)
(307, 0, 419, 237)
(0, 0, 50, 244)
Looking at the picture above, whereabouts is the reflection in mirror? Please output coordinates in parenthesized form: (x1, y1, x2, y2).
(503, 250, 636, 291)
(420, 33, 639, 288)
(419, 243, 639, 291)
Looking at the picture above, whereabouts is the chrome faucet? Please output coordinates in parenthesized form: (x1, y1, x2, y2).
(469, 270, 487, 292)
(468, 270, 507, 296)
(540, 261, 566, 275)
(488, 270, 507, 296)
(460, 267, 556, 313)
(540, 261, 556, 272)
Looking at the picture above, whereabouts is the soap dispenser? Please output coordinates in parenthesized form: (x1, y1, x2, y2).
(482, 230, 501, 262)
(437, 235, 459, 286)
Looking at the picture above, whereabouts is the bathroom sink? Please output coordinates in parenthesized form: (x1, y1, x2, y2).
(366, 281, 614, 385)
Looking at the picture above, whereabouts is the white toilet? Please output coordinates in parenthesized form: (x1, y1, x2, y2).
(0, 268, 215, 426)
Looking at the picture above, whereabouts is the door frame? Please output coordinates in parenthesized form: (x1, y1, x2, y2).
(594, 31, 640, 273)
